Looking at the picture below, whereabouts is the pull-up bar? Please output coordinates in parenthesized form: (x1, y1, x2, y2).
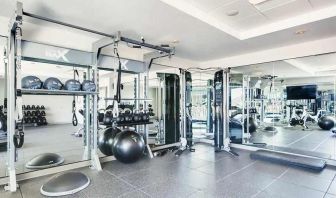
(22, 11, 172, 54)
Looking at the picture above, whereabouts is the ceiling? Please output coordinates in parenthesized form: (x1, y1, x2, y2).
(0, 0, 335, 62)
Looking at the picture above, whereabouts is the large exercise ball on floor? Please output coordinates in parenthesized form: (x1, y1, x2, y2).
(318, 116, 335, 130)
(98, 127, 121, 156)
(112, 129, 145, 163)
(244, 117, 258, 133)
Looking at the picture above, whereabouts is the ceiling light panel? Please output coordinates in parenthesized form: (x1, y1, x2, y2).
(261, 0, 312, 20)
(308, 0, 336, 10)
(252, 0, 297, 12)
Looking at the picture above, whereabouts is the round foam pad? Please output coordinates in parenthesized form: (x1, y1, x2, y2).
(25, 153, 64, 169)
(40, 172, 90, 197)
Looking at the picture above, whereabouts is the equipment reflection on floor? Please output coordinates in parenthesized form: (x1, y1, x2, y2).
(192, 121, 336, 160)
(1, 143, 336, 198)
(249, 123, 336, 159)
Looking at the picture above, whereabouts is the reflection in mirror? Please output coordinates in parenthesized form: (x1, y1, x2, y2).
(231, 52, 336, 160)
(188, 70, 216, 144)
(8, 61, 89, 176)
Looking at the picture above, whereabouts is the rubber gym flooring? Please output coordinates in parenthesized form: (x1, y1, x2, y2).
(1, 143, 336, 198)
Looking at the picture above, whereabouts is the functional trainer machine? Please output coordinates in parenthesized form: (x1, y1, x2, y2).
(4, 1, 174, 192)
(176, 70, 195, 156)
(156, 72, 181, 149)
(213, 69, 238, 156)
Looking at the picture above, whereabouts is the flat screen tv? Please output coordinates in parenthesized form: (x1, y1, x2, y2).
(286, 85, 317, 100)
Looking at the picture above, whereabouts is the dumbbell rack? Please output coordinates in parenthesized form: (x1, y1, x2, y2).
(22, 105, 48, 127)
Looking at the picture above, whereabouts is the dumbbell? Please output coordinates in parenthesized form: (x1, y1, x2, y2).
(36, 105, 40, 110)
(103, 111, 113, 125)
(26, 117, 32, 124)
(132, 110, 141, 122)
(26, 105, 31, 110)
(41, 111, 46, 116)
(36, 117, 43, 126)
(35, 110, 41, 117)
(31, 117, 37, 123)
(31, 111, 36, 116)
(41, 117, 47, 125)
(22, 105, 26, 110)
(26, 111, 32, 117)
(31, 105, 36, 110)
(144, 111, 150, 122)
(124, 109, 132, 122)
(40, 105, 45, 110)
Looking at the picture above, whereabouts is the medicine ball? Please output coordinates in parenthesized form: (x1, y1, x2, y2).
(112, 129, 145, 163)
(98, 127, 121, 156)
(318, 116, 335, 130)
(43, 77, 63, 90)
(64, 79, 81, 91)
(22, 76, 43, 89)
(82, 80, 96, 92)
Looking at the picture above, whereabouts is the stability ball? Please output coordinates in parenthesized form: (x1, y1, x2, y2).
(318, 116, 335, 130)
(244, 117, 258, 133)
(112, 129, 145, 163)
(98, 127, 121, 156)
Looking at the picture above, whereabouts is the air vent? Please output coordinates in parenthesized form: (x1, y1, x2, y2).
(251, 0, 297, 12)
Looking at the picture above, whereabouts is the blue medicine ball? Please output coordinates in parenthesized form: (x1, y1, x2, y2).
(82, 80, 96, 92)
(43, 77, 63, 90)
(22, 76, 43, 89)
(64, 79, 81, 91)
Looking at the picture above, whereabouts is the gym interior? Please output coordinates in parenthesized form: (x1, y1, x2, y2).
(1, 1, 336, 198)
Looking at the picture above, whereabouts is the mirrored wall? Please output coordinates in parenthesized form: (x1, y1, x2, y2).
(232, 52, 336, 160)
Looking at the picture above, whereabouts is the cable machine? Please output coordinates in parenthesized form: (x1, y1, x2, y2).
(175, 69, 195, 156)
(4, 1, 173, 192)
(213, 69, 238, 156)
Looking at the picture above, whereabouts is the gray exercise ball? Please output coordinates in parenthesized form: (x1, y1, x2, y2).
(318, 116, 335, 130)
(112, 129, 145, 163)
(98, 127, 121, 156)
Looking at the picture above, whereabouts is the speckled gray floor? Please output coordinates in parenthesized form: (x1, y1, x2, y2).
(1, 143, 336, 198)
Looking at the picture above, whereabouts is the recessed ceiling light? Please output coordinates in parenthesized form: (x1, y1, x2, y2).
(295, 30, 306, 35)
(226, 10, 239, 16)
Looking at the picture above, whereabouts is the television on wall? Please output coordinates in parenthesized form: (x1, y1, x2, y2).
(286, 85, 317, 100)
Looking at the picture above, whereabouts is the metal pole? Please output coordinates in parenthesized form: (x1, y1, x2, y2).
(6, 27, 17, 193)
(22, 11, 171, 54)
(223, 69, 230, 150)
(143, 70, 153, 158)
(180, 70, 186, 139)
(135, 74, 140, 132)
(83, 71, 90, 161)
